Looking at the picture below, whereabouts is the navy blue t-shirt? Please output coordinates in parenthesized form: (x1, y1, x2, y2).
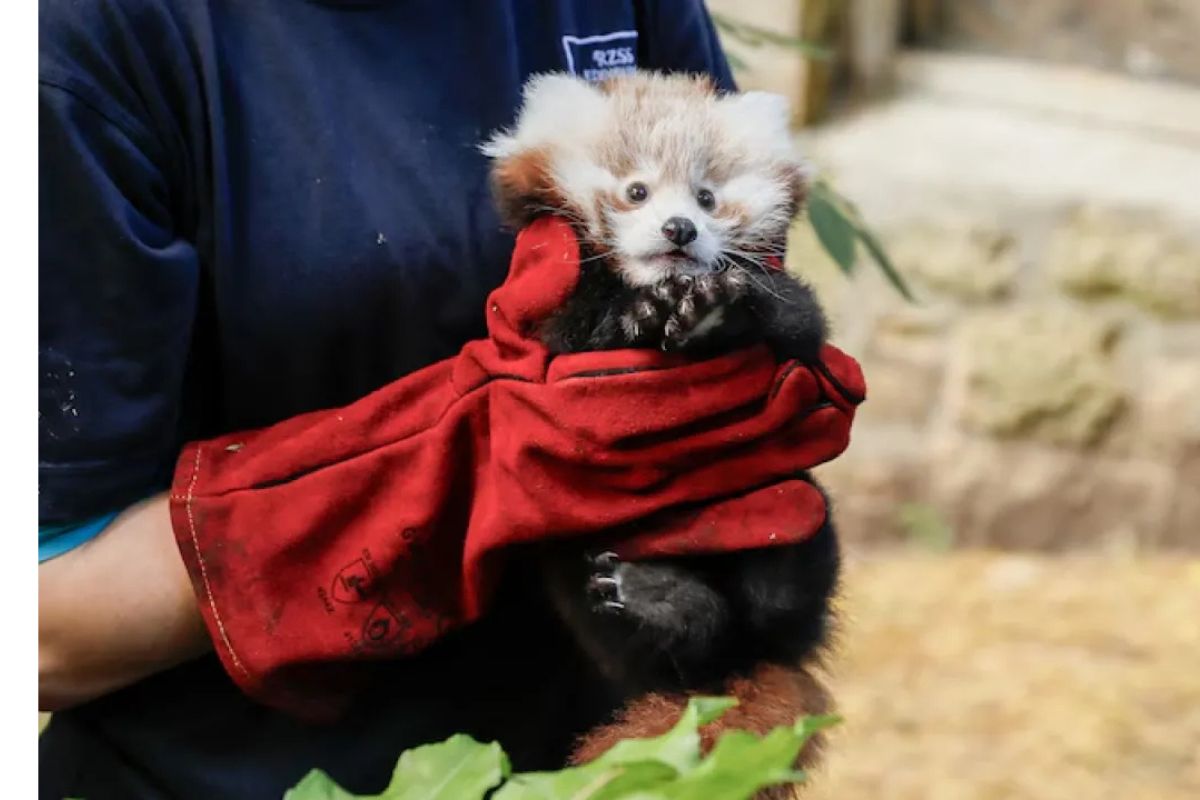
(39, 0, 733, 797)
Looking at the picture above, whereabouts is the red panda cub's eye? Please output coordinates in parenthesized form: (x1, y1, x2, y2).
(626, 182, 649, 203)
(696, 189, 716, 211)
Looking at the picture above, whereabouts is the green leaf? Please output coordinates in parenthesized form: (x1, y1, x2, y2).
(285, 771, 359, 800)
(722, 48, 748, 73)
(594, 697, 736, 774)
(807, 191, 858, 275)
(496, 697, 735, 800)
(283, 699, 843, 800)
(658, 730, 801, 799)
(658, 714, 840, 800)
(382, 735, 509, 800)
(285, 735, 509, 800)
(495, 761, 677, 800)
(816, 182, 862, 219)
(496, 696, 737, 800)
(852, 222, 916, 302)
(710, 13, 834, 60)
(898, 503, 954, 551)
(794, 713, 843, 741)
(809, 180, 916, 302)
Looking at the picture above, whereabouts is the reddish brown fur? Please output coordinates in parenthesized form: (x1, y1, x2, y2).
(590, 193, 616, 258)
(598, 188, 635, 215)
(597, 142, 638, 177)
(570, 663, 832, 798)
(597, 74, 723, 183)
(596, 72, 717, 99)
(712, 200, 751, 227)
(490, 147, 576, 228)
(776, 163, 809, 218)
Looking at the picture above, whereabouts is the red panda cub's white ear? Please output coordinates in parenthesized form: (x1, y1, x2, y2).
(482, 74, 609, 228)
(483, 74, 608, 160)
(713, 91, 795, 155)
(714, 90, 812, 215)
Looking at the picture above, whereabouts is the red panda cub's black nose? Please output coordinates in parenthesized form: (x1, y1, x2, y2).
(661, 217, 697, 247)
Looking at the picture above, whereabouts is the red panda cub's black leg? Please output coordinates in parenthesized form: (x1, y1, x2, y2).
(588, 552, 733, 677)
(739, 265, 828, 364)
(541, 546, 737, 692)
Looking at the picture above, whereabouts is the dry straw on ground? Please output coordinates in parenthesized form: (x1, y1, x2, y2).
(804, 550, 1200, 800)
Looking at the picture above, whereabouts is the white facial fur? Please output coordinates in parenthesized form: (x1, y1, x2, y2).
(483, 73, 811, 286)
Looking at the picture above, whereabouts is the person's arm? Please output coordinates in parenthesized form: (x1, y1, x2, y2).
(39, 493, 209, 711)
(39, 4, 207, 708)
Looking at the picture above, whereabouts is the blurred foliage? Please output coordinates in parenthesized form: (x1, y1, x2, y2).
(897, 502, 955, 551)
(712, 10, 914, 300)
(285, 697, 840, 800)
(809, 181, 915, 301)
(709, 12, 834, 72)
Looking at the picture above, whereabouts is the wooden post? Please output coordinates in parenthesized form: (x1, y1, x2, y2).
(707, 0, 841, 125)
(798, 0, 839, 124)
(844, 0, 902, 96)
(903, 0, 941, 43)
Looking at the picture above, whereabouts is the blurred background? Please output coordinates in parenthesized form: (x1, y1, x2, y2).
(705, 1, 1200, 797)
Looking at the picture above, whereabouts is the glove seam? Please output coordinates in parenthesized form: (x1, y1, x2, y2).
(180, 444, 250, 678)
(811, 357, 866, 405)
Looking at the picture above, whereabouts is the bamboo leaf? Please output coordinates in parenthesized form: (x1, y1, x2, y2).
(710, 13, 833, 60)
(852, 221, 917, 302)
(810, 181, 916, 301)
(723, 48, 748, 73)
(807, 191, 859, 275)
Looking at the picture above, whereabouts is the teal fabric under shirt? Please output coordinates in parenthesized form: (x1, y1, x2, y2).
(38, 510, 121, 562)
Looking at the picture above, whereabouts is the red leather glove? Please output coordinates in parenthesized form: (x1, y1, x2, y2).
(169, 217, 864, 719)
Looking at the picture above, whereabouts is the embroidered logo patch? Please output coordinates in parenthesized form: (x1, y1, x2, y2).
(562, 30, 638, 82)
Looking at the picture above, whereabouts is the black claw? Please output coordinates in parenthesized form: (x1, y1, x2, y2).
(590, 551, 620, 571)
(586, 552, 624, 613)
(587, 574, 620, 596)
(593, 599, 626, 614)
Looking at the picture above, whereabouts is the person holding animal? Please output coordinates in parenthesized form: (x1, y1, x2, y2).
(39, 2, 862, 798)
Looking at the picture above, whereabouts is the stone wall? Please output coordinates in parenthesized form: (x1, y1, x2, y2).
(797, 208, 1200, 551)
(788, 55, 1200, 552)
(934, 0, 1200, 85)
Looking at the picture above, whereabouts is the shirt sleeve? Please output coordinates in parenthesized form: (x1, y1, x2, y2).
(636, 0, 738, 92)
(39, 71, 200, 528)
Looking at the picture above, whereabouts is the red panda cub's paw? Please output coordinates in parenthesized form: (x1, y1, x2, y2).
(627, 272, 750, 351)
(569, 663, 832, 797)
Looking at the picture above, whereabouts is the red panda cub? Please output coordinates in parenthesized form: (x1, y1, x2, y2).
(483, 72, 839, 784)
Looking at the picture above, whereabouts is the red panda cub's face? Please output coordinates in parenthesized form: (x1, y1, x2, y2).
(483, 72, 810, 287)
